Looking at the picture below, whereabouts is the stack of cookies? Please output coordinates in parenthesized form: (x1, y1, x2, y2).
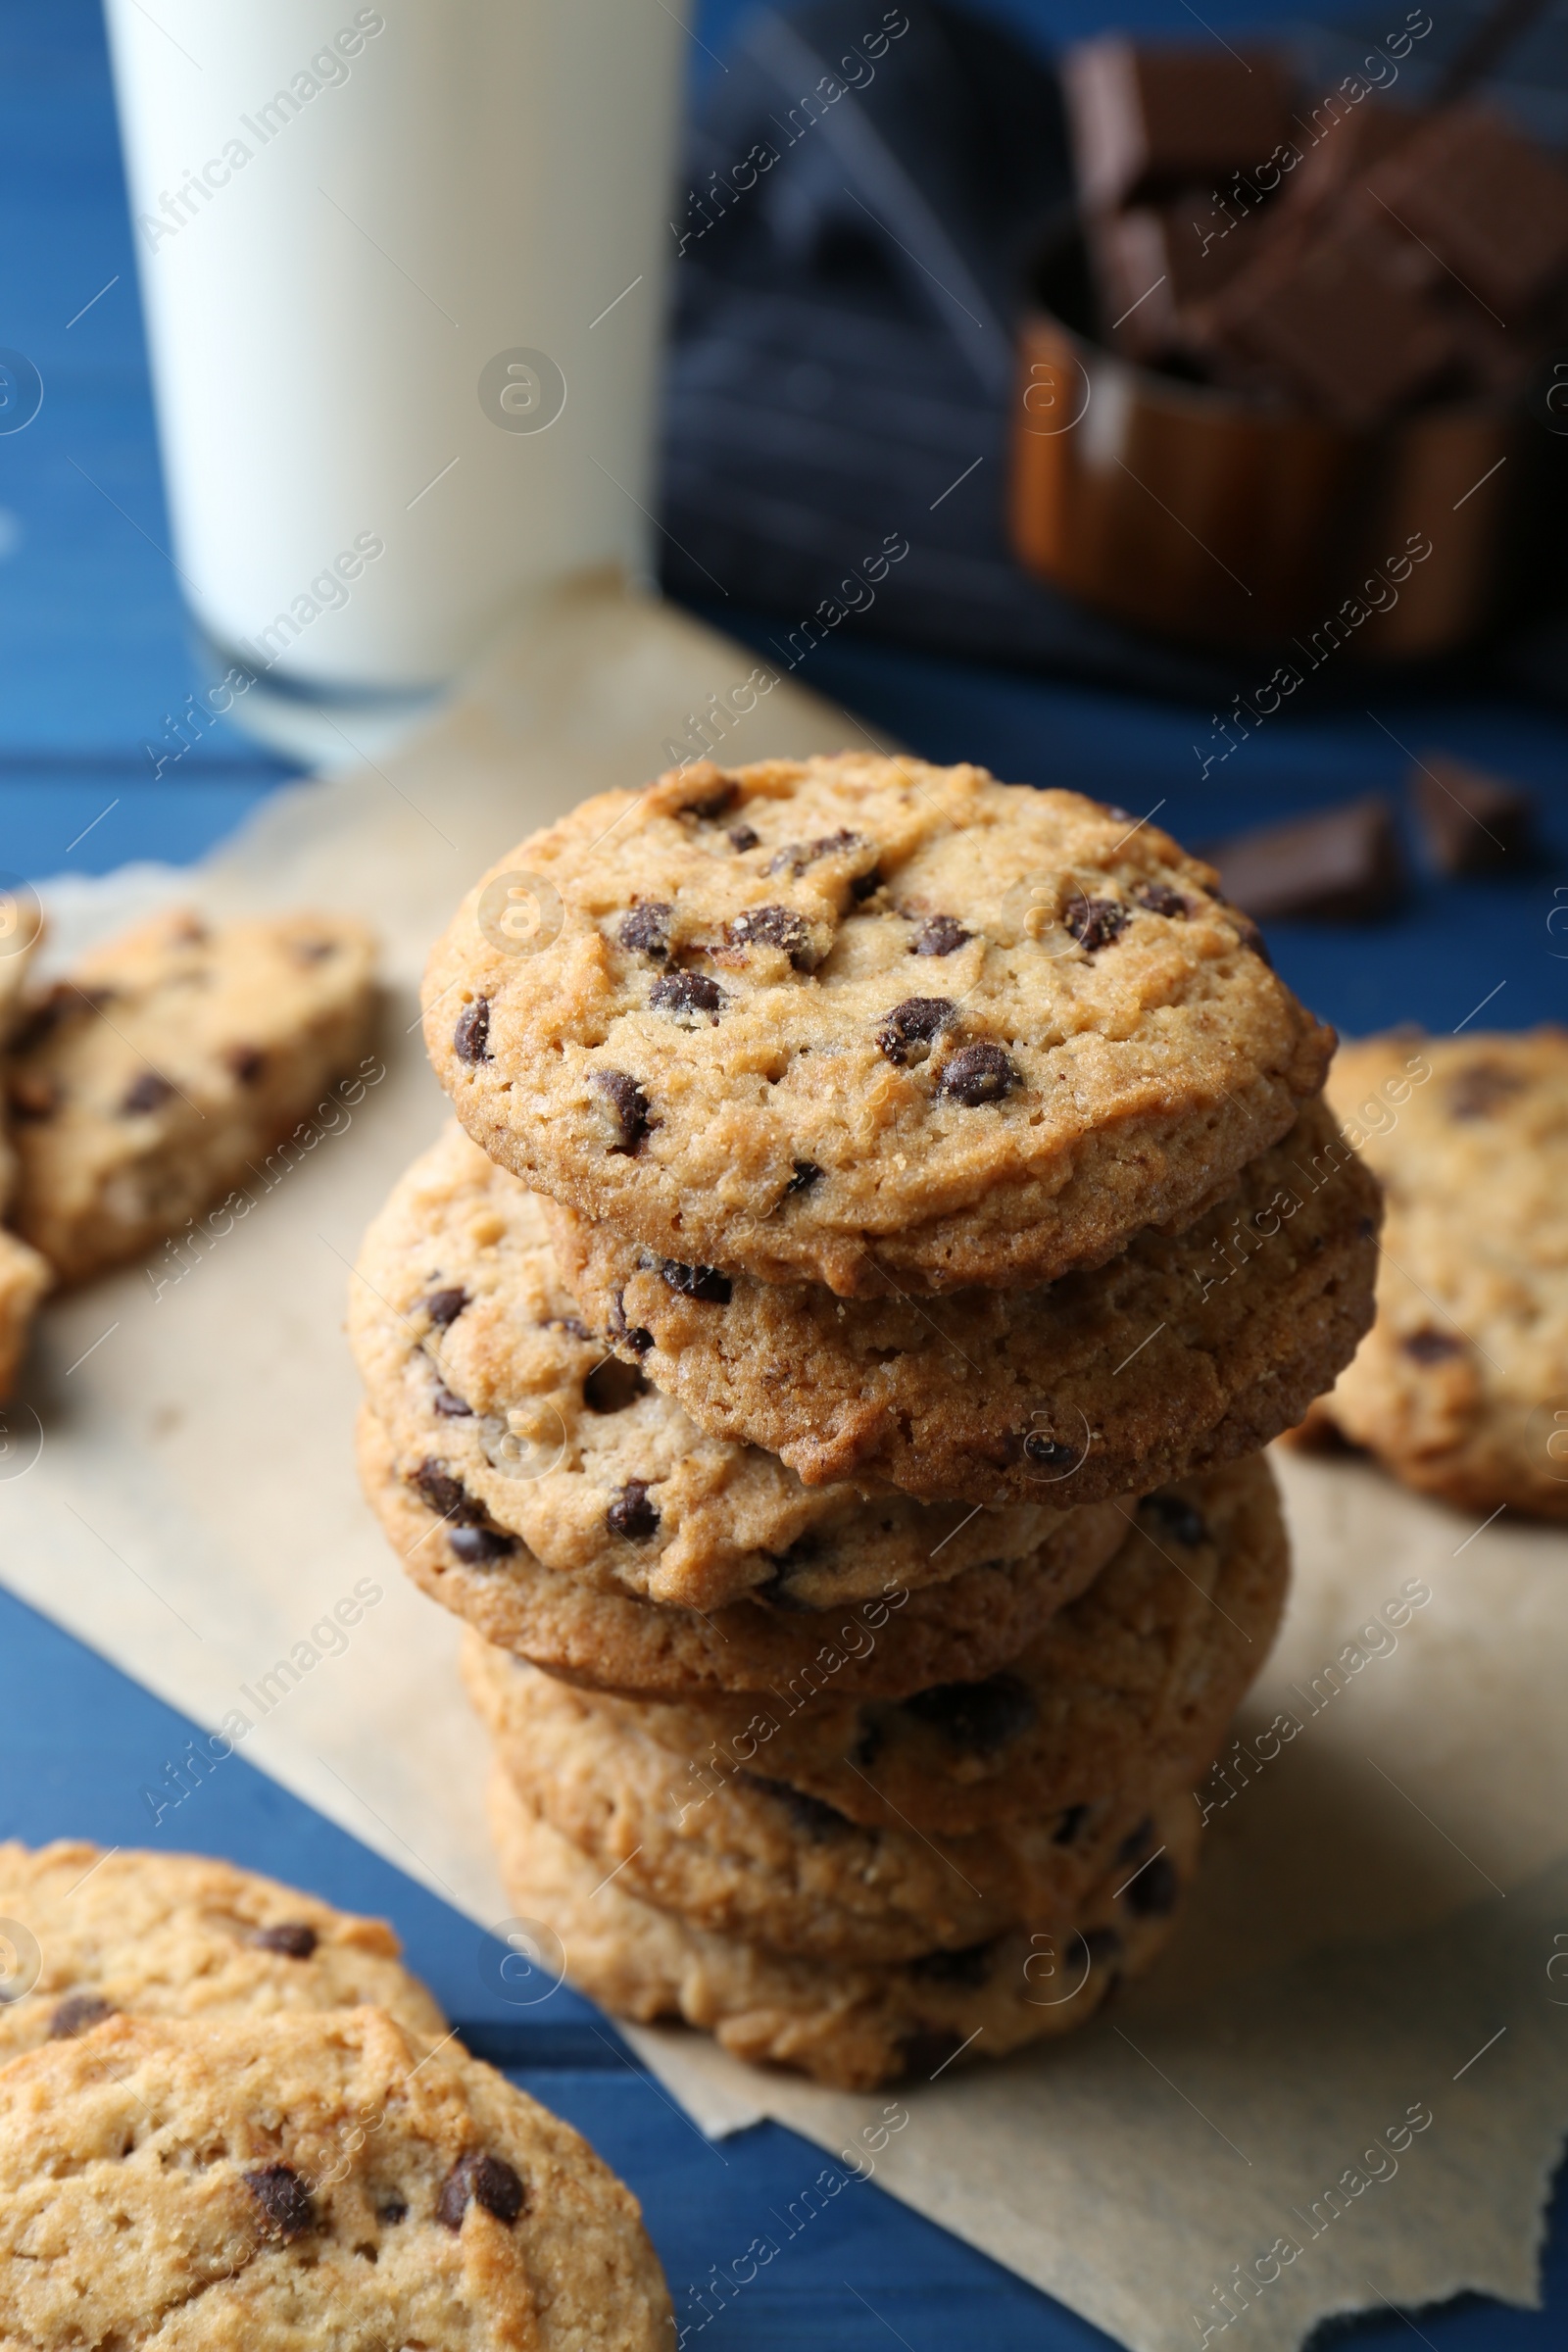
(353, 754, 1380, 2090)
(0, 1841, 671, 2347)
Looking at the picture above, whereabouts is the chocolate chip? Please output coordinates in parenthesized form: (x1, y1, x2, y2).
(1053, 1804, 1091, 1845)
(225, 1045, 266, 1084)
(1402, 1328, 1464, 1363)
(413, 1462, 483, 1524)
(726, 905, 816, 969)
(851, 1718, 884, 1768)
(1409, 757, 1536, 875)
(454, 998, 491, 1064)
(1140, 1492, 1208, 1545)
(244, 2165, 316, 2239)
(419, 1287, 468, 1329)
(1134, 882, 1192, 919)
(728, 824, 760, 853)
(617, 903, 672, 960)
(907, 1939, 999, 1989)
(768, 828, 864, 876)
(1230, 911, 1273, 965)
(785, 1159, 822, 1196)
(1064, 895, 1131, 953)
(551, 1315, 591, 1342)
(851, 868, 883, 902)
(607, 1479, 660, 1540)
(121, 1070, 174, 1115)
(1115, 1817, 1154, 1864)
(1023, 1431, 1078, 1472)
(432, 1385, 472, 1418)
(660, 1260, 731, 1304)
(48, 1993, 116, 2038)
(680, 780, 737, 821)
(376, 2198, 408, 2226)
(290, 937, 335, 964)
(1082, 1925, 1122, 1968)
(449, 1525, 517, 1565)
(936, 1044, 1017, 1105)
(436, 2150, 527, 2230)
(584, 1356, 649, 1413)
(1122, 1852, 1179, 1918)
(609, 1291, 653, 1354)
(910, 914, 971, 956)
(876, 997, 956, 1065)
(898, 2030, 965, 2080)
(738, 1773, 853, 1838)
(1448, 1062, 1525, 1120)
(8, 1074, 59, 1122)
(592, 1068, 653, 1154)
(902, 1673, 1037, 1753)
(1357, 1215, 1377, 1242)
(649, 970, 727, 1022)
(252, 1923, 318, 1959)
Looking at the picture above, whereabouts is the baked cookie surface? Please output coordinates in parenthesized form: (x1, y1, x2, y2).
(1307, 1028, 1568, 1517)
(352, 1123, 1082, 1610)
(7, 906, 376, 1283)
(357, 1405, 1123, 1699)
(630, 1454, 1289, 1836)
(422, 756, 1333, 1296)
(550, 1095, 1379, 1503)
(0, 1225, 49, 1398)
(0, 2005, 673, 2350)
(466, 1634, 1161, 1967)
(488, 1766, 1197, 2091)
(0, 1842, 445, 2064)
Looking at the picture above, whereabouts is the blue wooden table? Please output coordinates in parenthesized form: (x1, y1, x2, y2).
(1, 2, 1564, 2343)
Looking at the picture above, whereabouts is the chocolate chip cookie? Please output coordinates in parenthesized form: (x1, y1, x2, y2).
(488, 1764, 1197, 2091)
(0, 1226, 49, 1398)
(1305, 1027, 1568, 1517)
(0, 2005, 673, 2350)
(549, 1094, 1379, 1503)
(0, 1842, 446, 2063)
(7, 906, 377, 1284)
(421, 755, 1333, 1297)
(466, 1632, 1167, 1967)
(357, 1404, 1123, 1698)
(352, 1123, 1085, 1611)
(617, 1454, 1288, 1836)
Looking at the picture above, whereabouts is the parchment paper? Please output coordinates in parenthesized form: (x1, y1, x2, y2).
(3, 575, 1564, 2352)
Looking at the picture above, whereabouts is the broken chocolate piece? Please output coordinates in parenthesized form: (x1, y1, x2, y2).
(1209, 798, 1403, 922)
(1364, 103, 1568, 320)
(1061, 37, 1294, 211)
(1408, 755, 1536, 874)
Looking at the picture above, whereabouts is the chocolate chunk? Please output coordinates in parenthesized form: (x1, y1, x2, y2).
(876, 997, 956, 1066)
(436, 2151, 526, 2230)
(903, 1672, 1037, 1753)
(1140, 1492, 1208, 1545)
(413, 1462, 483, 1524)
(726, 904, 816, 969)
(649, 970, 727, 1022)
(1122, 1851, 1179, 1918)
(738, 1773, 853, 1838)
(454, 998, 491, 1064)
(908, 1939, 1000, 1989)
(1448, 1061, 1526, 1120)
(660, 1260, 731, 1305)
(1053, 1803, 1091, 1846)
(449, 1525, 517, 1565)
(897, 2029, 965, 2080)
(419, 1287, 468, 1329)
(1134, 881, 1192, 919)
(8, 1074, 59, 1121)
(1061, 37, 1294, 210)
(937, 1044, 1018, 1105)
(252, 1922, 319, 1959)
(48, 1993, 116, 2038)
(225, 1045, 266, 1084)
(607, 1479, 660, 1540)
(244, 2165, 316, 2239)
(617, 902, 672, 959)
(769, 828, 864, 876)
(551, 1314, 592, 1342)
(376, 2197, 408, 2226)
(1092, 195, 1266, 360)
(1082, 1925, 1123, 1969)
(1115, 1817, 1154, 1864)
(1063, 896, 1130, 954)
(121, 1070, 174, 1115)
(432, 1385, 472, 1418)
(592, 1068, 653, 1155)
(609, 1291, 653, 1354)
(1364, 103, 1568, 318)
(785, 1158, 822, 1196)
(583, 1356, 649, 1413)
(851, 868, 883, 903)
(1409, 757, 1536, 875)
(1402, 1328, 1465, 1363)
(679, 779, 737, 821)
(1209, 799, 1403, 923)
(727, 824, 760, 853)
(910, 914, 971, 956)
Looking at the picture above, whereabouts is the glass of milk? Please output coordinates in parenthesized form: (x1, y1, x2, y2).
(105, 0, 685, 760)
